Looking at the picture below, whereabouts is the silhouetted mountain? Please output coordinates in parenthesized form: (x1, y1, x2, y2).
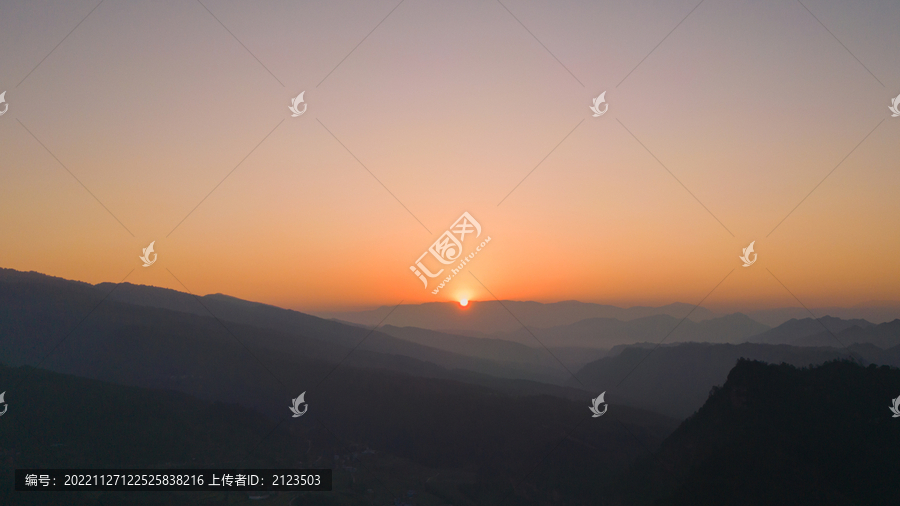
(0, 269, 572, 391)
(749, 316, 900, 348)
(786, 321, 900, 349)
(610, 360, 900, 505)
(379, 324, 549, 364)
(90, 275, 900, 362)
(315, 300, 723, 334)
(749, 315, 873, 344)
(495, 312, 769, 349)
(572, 341, 897, 419)
(746, 302, 900, 326)
(322, 301, 900, 332)
(541, 346, 611, 371)
(4, 267, 896, 504)
(378, 324, 609, 373)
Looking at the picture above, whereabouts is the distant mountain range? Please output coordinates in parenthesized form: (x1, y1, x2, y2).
(489, 312, 770, 348)
(748, 316, 900, 349)
(315, 300, 722, 333)
(3, 267, 899, 420)
(2, 267, 898, 503)
(572, 341, 900, 419)
(744, 303, 900, 327)
(383, 310, 898, 356)
(315, 300, 900, 331)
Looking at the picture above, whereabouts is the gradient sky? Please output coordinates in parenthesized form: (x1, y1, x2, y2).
(1, 0, 898, 312)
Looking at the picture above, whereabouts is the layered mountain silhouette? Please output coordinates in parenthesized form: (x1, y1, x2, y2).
(316, 300, 723, 333)
(572, 341, 900, 419)
(322, 300, 899, 352)
(1, 268, 683, 505)
(745, 302, 900, 326)
(318, 299, 900, 332)
(4, 267, 898, 418)
(0, 269, 575, 394)
(749, 316, 900, 348)
(490, 312, 770, 348)
(384, 311, 898, 362)
(2, 267, 898, 504)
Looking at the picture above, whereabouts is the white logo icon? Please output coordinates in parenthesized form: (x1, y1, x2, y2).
(0, 91, 7, 116)
(140, 241, 157, 267)
(740, 241, 757, 267)
(890, 395, 900, 418)
(590, 92, 608, 117)
(890, 93, 900, 117)
(290, 392, 308, 417)
(589, 392, 607, 417)
(0, 391, 7, 417)
(289, 92, 307, 117)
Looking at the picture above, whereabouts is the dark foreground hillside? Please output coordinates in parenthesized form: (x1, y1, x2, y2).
(0, 364, 312, 505)
(0, 363, 677, 506)
(610, 360, 900, 506)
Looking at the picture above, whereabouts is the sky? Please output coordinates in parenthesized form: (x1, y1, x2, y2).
(0, 0, 898, 312)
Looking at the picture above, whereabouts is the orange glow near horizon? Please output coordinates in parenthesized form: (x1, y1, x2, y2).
(0, 2, 897, 313)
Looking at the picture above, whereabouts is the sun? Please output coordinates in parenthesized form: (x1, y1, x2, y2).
(459, 299, 468, 307)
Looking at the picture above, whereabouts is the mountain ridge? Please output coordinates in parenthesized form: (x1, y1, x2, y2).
(610, 359, 900, 505)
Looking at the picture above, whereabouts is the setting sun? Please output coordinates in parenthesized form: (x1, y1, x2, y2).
(459, 299, 468, 307)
